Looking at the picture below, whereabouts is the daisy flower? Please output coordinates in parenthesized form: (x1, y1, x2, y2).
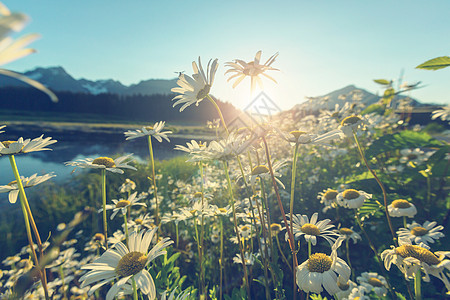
(99, 192, 147, 220)
(336, 226, 361, 244)
(233, 252, 254, 265)
(357, 272, 388, 297)
(339, 115, 363, 137)
(318, 188, 339, 212)
(0, 135, 56, 156)
(0, 173, 55, 203)
(119, 178, 136, 194)
(288, 212, 338, 246)
(0, 125, 5, 134)
(205, 132, 250, 161)
(336, 189, 372, 209)
(174, 140, 209, 162)
(124, 121, 172, 142)
(335, 279, 357, 300)
(65, 154, 137, 174)
(247, 161, 286, 189)
(80, 228, 173, 300)
(397, 221, 444, 245)
(278, 129, 344, 146)
(171, 57, 218, 111)
(128, 214, 155, 230)
(225, 50, 279, 92)
(381, 237, 450, 291)
(296, 237, 351, 295)
(431, 105, 450, 122)
(387, 199, 417, 218)
(399, 148, 433, 166)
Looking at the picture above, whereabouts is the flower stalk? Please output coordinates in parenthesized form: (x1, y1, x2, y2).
(414, 269, 422, 300)
(101, 169, 108, 249)
(147, 135, 160, 232)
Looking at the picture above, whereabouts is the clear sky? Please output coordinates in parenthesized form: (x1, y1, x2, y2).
(3, 0, 450, 110)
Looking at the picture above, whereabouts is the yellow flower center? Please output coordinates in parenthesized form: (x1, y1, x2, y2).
(196, 84, 211, 100)
(337, 280, 350, 291)
(342, 189, 360, 200)
(241, 226, 250, 232)
(354, 297, 360, 300)
(115, 251, 147, 277)
(324, 190, 338, 201)
(1, 141, 15, 148)
(116, 200, 131, 208)
(144, 126, 154, 131)
(251, 165, 269, 176)
(339, 228, 354, 235)
(341, 115, 361, 126)
(193, 192, 203, 198)
(92, 157, 115, 168)
(307, 253, 333, 273)
(93, 233, 105, 242)
(289, 130, 307, 139)
(395, 244, 440, 265)
(368, 277, 384, 287)
(391, 199, 411, 209)
(217, 208, 227, 214)
(7, 180, 17, 186)
(410, 226, 428, 236)
(135, 218, 143, 225)
(190, 209, 197, 215)
(301, 223, 320, 236)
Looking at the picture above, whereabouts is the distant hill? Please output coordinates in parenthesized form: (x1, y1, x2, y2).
(292, 84, 422, 111)
(0, 66, 177, 96)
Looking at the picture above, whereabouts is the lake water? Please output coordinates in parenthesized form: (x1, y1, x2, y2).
(0, 124, 201, 184)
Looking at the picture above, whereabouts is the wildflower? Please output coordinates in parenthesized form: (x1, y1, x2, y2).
(381, 237, 450, 290)
(80, 228, 172, 299)
(99, 192, 147, 220)
(348, 286, 370, 300)
(357, 272, 388, 297)
(336, 226, 361, 244)
(0, 173, 55, 203)
(225, 50, 279, 92)
(296, 237, 351, 295)
(339, 115, 363, 137)
(0, 125, 5, 134)
(247, 161, 286, 189)
(336, 189, 372, 209)
(397, 221, 444, 245)
(119, 178, 136, 194)
(318, 188, 339, 212)
(65, 154, 137, 174)
(174, 140, 209, 162)
(233, 252, 254, 265)
(124, 121, 172, 142)
(128, 214, 155, 230)
(0, 135, 56, 156)
(387, 199, 417, 218)
(399, 148, 433, 166)
(335, 279, 357, 300)
(205, 132, 250, 161)
(270, 223, 282, 237)
(278, 129, 344, 146)
(171, 57, 218, 111)
(431, 105, 450, 122)
(289, 212, 338, 246)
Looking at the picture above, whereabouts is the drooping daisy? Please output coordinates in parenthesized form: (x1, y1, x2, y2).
(317, 188, 339, 212)
(0, 135, 56, 156)
(80, 228, 173, 300)
(397, 221, 444, 245)
(381, 237, 450, 291)
(65, 154, 137, 174)
(99, 192, 147, 220)
(387, 199, 417, 218)
(171, 57, 218, 111)
(270, 223, 283, 237)
(296, 237, 351, 295)
(225, 50, 279, 92)
(0, 173, 55, 203)
(289, 212, 338, 246)
(336, 189, 372, 209)
(124, 121, 172, 142)
(336, 226, 361, 244)
(357, 272, 388, 297)
(339, 115, 364, 137)
(247, 161, 286, 189)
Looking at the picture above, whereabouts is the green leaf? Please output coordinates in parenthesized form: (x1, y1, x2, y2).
(365, 130, 442, 158)
(374, 79, 391, 85)
(358, 198, 384, 221)
(416, 56, 450, 70)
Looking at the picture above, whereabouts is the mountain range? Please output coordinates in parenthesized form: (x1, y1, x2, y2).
(0, 66, 177, 96)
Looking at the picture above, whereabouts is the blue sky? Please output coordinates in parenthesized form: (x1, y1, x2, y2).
(3, 0, 450, 110)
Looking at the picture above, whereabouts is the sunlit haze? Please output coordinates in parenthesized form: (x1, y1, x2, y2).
(4, 0, 450, 110)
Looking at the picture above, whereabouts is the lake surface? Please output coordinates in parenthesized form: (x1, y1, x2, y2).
(0, 123, 206, 184)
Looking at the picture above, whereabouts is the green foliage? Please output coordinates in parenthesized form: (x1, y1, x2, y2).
(358, 198, 384, 221)
(310, 294, 328, 300)
(365, 130, 442, 158)
(361, 103, 384, 115)
(223, 287, 247, 300)
(416, 56, 450, 70)
(373, 79, 391, 85)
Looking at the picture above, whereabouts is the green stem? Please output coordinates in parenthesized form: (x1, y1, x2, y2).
(352, 131, 397, 246)
(124, 213, 129, 246)
(101, 169, 108, 249)
(60, 265, 67, 300)
(289, 144, 299, 248)
(207, 94, 229, 135)
(414, 269, 422, 300)
(403, 216, 407, 228)
(308, 240, 311, 257)
(345, 239, 354, 281)
(199, 163, 206, 298)
(176, 222, 179, 248)
(193, 215, 203, 296)
(147, 136, 159, 233)
(9, 155, 50, 300)
(223, 161, 251, 299)
(219, 217, 224, 300)
(132, 276, 138, 300)
(275, 234, 292, 272)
